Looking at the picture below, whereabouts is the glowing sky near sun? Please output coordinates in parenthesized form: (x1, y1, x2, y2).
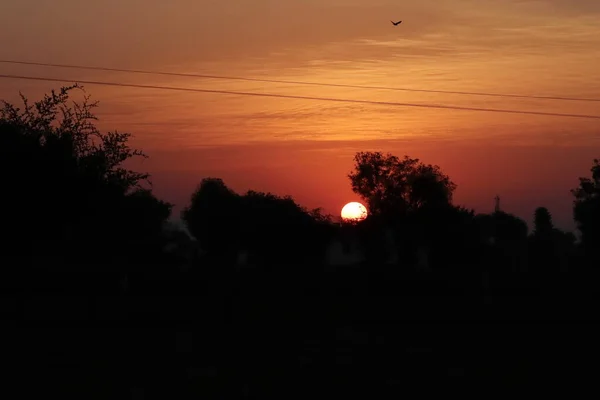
(1, 0, 599, 230)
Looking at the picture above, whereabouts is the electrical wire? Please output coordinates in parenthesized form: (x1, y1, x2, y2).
(1, 73, 599, 120)
(2, 59, 599, 103)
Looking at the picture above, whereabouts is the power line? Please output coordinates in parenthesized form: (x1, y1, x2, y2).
(1, 73, 600, 120)
(2, 59, 599, 103)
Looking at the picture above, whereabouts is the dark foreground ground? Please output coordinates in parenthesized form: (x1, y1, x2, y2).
(3, 264, 600, 398)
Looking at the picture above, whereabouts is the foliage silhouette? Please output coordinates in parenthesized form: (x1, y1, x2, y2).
(183, 179, 335, 271)
(533, 207, 554, 236)
(182, 177, 242, 265)
(414, 205, 480, 272)
(572, 159, 600, 265)
(348, 151, 468, 270)
(0, 85, 171, 281)
(348, 151, 456, 219)
(529, 207, 576, 274)
(239, 190, 333, 268)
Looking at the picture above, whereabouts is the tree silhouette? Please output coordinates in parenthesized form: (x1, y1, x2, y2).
(572, 159, 600, 265)
(474, 211, 529, 274)
(182, 177, 242, 264)
(182, 180, 334, 269)
(0, 85, 171, 277)
(348, 151, 458, 267)
(238, 191, 317, 267)
(529, 207, 576, 275)
(348, 151, 456, 218)
(533, 207, 554, 237)
(417, 205, 480, 272)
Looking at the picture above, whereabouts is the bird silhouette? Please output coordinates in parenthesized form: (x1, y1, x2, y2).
(391, 20, 402, 26)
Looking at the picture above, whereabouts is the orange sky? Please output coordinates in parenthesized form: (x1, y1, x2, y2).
(2, 0, 600, 230)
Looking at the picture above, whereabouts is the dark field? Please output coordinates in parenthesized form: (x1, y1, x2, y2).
(5, 265, 599, 398)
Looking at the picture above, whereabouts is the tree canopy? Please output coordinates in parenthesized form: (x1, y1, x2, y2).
(572, 158, 600, 262)
(0, 85, 171, 268)
(533, 207, 554, 237)
(348, 151, 456, 218)
(181, 177, 242, 261)
(182, 179, 334, 268)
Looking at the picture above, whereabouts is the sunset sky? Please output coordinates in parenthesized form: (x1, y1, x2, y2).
(2, 0, 599, 230)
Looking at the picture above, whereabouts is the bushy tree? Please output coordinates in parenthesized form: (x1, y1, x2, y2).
(0, 85, 171, 270)
(347, 151, 458, 267)
(181, 177, 242, 262)
(348, 151, 456, 218)
(239, 190, 326, 266)
(571, 159, 600, 264)
(533, 207, 554, 237)
(529, 207, 576, 274)
(183, 179, 334, 268)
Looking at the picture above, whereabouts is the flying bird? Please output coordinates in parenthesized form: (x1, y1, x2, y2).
(391, 20, 402, 26)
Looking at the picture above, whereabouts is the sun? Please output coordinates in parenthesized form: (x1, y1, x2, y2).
(341, 202, 368, 222)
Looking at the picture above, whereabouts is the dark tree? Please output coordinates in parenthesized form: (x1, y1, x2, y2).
(239, 190, 332, 268)
(348, 151, 457, 267)
(533, 207, 554, 237)
(182, 177, 242, 263)
(348, 151, 456, 218)
(417, 205, 479, 271)
(474, 211, 529, 274)
(0, 85, 171, 276)
(182, 179, 335, 270)
(572, 159, 600, 264)
(529, 207, 576, 275)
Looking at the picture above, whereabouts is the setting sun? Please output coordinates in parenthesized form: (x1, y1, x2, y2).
(341, 202, 368, 222)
